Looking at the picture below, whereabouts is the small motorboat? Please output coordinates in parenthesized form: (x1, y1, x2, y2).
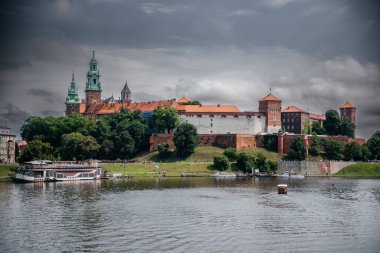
(277, 172, 289, 178)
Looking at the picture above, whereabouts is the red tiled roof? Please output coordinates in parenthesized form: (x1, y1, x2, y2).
(175, 104, 240, 113)
(281, 106, 307, 113)
(178, 97, 190, 103)
(309, 113, 326, 120)
(260, 93, 281, 102)
(340, 101, 355, 108)
(95, 100, 176, 115)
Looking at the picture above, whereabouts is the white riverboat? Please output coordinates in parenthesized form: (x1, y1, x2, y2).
(13, 160, 102, 183)
(289, 174, 305, 179)
(210, 172, 236, 178)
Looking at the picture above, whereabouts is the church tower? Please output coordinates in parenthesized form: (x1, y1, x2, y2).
(65, 72, 81, 116)
(85, 51, 102, 105)
(121, 81, 132, 103)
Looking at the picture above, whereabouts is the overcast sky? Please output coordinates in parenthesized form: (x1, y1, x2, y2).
(0, 0, 379, 138)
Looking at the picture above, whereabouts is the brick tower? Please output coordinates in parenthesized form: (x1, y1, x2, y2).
(65, 72, 81, 116)
(259, 92, 282, 133)
(85, 51, 102, 105)
(340, 101, 356, 124)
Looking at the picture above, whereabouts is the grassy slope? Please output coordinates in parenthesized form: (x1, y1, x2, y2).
(334, 163, 380, 176)
(0, 165, 18, 182)
(102, 146, 281, 177)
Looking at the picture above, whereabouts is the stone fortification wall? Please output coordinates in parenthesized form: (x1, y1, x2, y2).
(278, 160, 357, 175)
(179, 114, 266, 135)
(278, 134, 366, 154)
(149, 133, 256, 152)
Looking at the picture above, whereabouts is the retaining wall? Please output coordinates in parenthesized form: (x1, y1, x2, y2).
(278, 160, 357, 175)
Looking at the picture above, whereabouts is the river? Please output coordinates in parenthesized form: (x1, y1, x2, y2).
(0, 177, 379, 253)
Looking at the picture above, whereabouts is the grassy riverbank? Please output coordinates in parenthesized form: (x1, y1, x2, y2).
(0, 165, 18, 182)
(101, 146, 280, 177)
(334, 163, 380, 177)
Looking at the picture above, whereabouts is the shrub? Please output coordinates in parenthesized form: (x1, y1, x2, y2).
(236, 152, 255, 173)
(223, 148, 237, 161)
(158, 142, 170, 158)
(213, 155, 229, 171)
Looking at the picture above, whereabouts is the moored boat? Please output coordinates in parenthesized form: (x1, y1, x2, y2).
(13, 160, 102, 183)
(210, 172, 236, 178)
(277, 172, 289, 178)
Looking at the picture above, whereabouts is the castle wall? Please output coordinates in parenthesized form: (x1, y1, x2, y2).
(179, 114, 266, 135)
(149, 133, 257, 152)
(278, 134, 366, 154)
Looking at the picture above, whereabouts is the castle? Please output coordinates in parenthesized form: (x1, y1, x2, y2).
(65, 52, 355, 136)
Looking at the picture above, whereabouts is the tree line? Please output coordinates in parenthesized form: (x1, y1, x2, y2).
(302, 109, 356, 138)
(284, 131, 380, 161)
(19, 106, 196, 162)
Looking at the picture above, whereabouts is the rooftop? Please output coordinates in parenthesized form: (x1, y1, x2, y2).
(260, 93, 281, 102)
(340, 101, 355, 108)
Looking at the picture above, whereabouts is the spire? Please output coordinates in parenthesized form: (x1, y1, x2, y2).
(66, 71, 81, 104)
(122, 80, 131, 92)
(92, 50, 95, 59)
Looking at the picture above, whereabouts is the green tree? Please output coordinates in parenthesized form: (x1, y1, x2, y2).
(255, 152, 270, 172)
(302, 122, 312, 134)
(173, 123, 198, 158)
(158, 142, 170, 158)
(223, 148, 237, 161)
(19, 140, 55, 162)
(343, 142, 363, 161)
(151, 106, 179, 133)
(312, 121, 326, 135)
(367, 131, 380, 160)
(213, 155, 229, 170)
(114, 130, 135, 159)
(268, 160, 278, 173)
(60, 132, 100, 160)
(340, 118, 355, 138)
(322, 139, 343, 160)
(361, 144, 371, 162)
(263, 134, 278, 152)
(323, 110, 341, 135)
(236, 152, 255, 173)
(309, 134, 321, 157)
(99, 140, 114, 159)
(284, 137, 307, 160)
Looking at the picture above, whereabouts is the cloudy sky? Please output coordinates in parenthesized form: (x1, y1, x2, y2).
(0, 0, 379, 138)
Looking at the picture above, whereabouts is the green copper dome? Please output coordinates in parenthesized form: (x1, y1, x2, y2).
(86, 51, 102, 91)
(66, 72, 81, 104)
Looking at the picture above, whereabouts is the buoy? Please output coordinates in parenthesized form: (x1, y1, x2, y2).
(278, 184, 288, 194)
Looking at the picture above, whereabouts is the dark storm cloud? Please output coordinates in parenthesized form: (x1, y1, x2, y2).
(0, 103, 30, 133)
(27, 88, 61, 104)
(0, 0, 379, 138)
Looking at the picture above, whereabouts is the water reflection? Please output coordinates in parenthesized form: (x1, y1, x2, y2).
(0, 177, 379, 253)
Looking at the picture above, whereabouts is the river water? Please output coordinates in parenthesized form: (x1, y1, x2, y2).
(0, 177, 379, 253)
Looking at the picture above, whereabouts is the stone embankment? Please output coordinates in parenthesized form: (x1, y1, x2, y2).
(278, 160, 357, 175)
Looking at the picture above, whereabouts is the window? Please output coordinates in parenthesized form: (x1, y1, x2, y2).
(71, 107, 75, 113)
(246, 115, 251, 118)
(211, 123, 213, 127)
(197, 115, 202, 118)
(209, 115, 214, 118)
(93, 79, 96, 84)
(221, 115, 226, 118)
(234, 115, 238, 118)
